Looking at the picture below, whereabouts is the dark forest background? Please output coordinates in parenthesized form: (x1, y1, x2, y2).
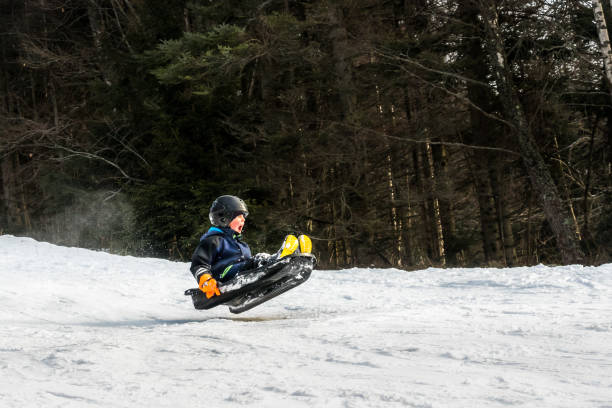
(1, 0, 611, 269)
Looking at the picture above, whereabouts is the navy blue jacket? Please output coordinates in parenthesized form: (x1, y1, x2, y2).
(190, 227, 252, 283)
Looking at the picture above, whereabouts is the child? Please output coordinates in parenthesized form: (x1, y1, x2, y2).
(190, 195, 311, 298)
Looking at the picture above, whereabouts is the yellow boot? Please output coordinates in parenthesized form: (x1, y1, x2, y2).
(279, 235, 299, 258)
(298, 235, 312, 254)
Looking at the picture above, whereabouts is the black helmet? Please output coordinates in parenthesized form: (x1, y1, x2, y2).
(209, 195, 249, 227)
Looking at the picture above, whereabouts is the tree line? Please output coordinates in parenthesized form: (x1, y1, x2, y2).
(1, 0, 610, 269)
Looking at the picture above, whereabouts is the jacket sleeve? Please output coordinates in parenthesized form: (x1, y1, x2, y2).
(190, 236, 222, 282)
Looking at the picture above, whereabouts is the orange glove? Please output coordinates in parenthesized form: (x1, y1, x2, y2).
(198, 274, 220, 299)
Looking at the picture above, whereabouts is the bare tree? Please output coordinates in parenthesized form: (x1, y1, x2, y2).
(479, 0, 584, 264)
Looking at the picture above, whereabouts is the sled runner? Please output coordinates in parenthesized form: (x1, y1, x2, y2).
(184, 254, 315, 314)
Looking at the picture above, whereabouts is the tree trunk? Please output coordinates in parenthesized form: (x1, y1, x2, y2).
(400, 89, 417, 266)
(425, 142, 446, 266)
(1, 154, 18, 231)
(87, 0, 104, 52)
(466, 154, 501, 264)
(433, 144, 457, 265)
(376, 84, 403, 267)
(413, 147, 434, 265)
(582, 116, 599, 249)
(327, 4, 354, 118)
(593, 0, 612, 90)
(553, 135, 582, 241)
(400, 169, 415, 266)
(458, 1, 503, 264)
(87, 0, 112, 86)
(490, 163, 517, 266)
(481, 1, 584, 264)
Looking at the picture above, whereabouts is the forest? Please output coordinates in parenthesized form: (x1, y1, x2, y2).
(1, 0, 611, 269)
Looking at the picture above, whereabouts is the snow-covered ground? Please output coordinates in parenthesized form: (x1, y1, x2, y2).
(1, 235, 611, 408)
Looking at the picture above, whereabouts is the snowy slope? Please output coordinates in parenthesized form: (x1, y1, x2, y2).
(0, 235, 611, 408)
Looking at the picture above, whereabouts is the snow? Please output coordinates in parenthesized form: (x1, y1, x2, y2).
(1, 235, 611, 408)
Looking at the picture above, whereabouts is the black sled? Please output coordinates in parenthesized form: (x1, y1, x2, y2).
(184, 254, 315, 314)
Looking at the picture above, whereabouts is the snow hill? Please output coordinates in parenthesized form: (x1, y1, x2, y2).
(0, 235, 611, 408)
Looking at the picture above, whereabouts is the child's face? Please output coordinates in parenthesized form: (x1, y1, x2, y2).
(229, 213, 246, 234)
